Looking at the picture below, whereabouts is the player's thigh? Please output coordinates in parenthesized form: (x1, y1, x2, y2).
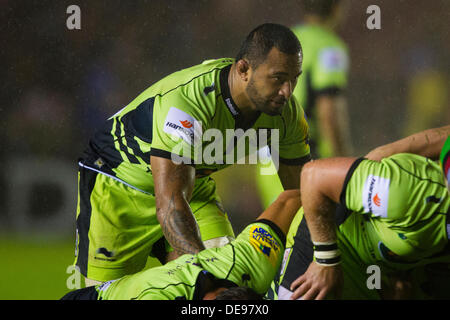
(75, 169, 162, 282)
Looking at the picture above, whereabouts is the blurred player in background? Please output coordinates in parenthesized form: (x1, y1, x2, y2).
(287, 125, 450, 300)
(264, 0, 352, 299)
(74, 23, 311, 287)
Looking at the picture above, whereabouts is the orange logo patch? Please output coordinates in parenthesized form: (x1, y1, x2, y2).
(180, 120, 193, 128)
(373, 193, 381, 207)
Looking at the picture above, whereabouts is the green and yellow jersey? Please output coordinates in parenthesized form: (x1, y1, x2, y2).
(95, 220, 285, 300)
(83, 58, 310, 194)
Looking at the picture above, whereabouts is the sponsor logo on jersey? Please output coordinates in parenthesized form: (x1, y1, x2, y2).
(180, 120, 193, 128)
(319, 47, 349, 72)
(95, 247, 116, 261)
(164, 107, 199, 145)
(425, 195, 442, 204)
(373, 193, 381, 207)
(203, 82, 215, 96)
(94, 158, 105, 169)
(249, 225, 281, 267)
(225, 98, 239, 116)
(362, 175, 390, 217)
(96, 247, 114, 258)
(378, 242, 404, 263)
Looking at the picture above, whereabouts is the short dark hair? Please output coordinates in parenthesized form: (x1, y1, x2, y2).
(235, 23, 302, 68)
(214, 287, 264, 300)
(302, 0, 340, 18)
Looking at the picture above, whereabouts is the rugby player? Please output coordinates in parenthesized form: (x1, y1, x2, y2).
(74, 23, 311, 286)
(62, 190, 300, 300)
(284, 124, 450, 300)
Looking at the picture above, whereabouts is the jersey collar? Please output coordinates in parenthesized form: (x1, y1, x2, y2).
(220, 64, 262, 131)
(220, 64, 241, 119)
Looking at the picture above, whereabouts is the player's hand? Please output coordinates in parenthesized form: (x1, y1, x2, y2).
(289, 262, 343, 300)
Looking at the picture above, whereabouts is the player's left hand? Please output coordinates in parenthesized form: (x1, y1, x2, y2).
(289, 262, 343, 300)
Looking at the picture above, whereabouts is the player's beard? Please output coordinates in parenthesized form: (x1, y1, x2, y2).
(246, 76, 281, 116)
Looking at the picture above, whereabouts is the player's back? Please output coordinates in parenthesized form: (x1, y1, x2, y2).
(340, 153, 450, 269)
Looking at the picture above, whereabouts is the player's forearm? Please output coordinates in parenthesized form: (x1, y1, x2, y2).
(151, 156, 203, 256)
(257, 190, 301, 235)
(300, 162, 337, 243)
(404, 125, 450, 159)
(156, 193, 205, 256)
(299, 157, 356, 244)
(303, 195, 337, 243)
(366, 125, 450, 161)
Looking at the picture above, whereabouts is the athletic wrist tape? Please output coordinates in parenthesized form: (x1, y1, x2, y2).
(313, 242, 341, 266)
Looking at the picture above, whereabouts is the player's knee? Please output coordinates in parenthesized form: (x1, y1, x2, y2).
(300, 160, 317, 187)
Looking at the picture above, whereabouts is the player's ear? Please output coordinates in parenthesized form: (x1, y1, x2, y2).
(236, 59, 250, 81)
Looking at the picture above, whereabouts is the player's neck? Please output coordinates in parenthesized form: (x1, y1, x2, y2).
(228, 64, 260, 120)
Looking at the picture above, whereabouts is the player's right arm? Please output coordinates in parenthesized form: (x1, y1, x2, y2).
(365, 124, 450, 161)
(255, 189, 301, 235)
(151, 156, 206, 259)
(290, 157, 357, 300)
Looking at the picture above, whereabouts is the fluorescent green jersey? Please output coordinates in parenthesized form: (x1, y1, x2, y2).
(83, 58, 310, 194)
(291, 24, 349, 157)
(341, 154, 450, 270)
(96, 220, 285, 300)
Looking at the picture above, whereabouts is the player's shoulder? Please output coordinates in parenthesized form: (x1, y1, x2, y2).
(152, 57, 232, 96)
(152, 58, 234, 119)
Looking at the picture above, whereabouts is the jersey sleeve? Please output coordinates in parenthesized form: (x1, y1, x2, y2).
(231, 220, 286, 294)
(340, 157, 402, 220)
(277, 98, 311, 165)
(149, 92, 210, 164)
(340, 155, 449, 222)
(311, 45, 349, 94)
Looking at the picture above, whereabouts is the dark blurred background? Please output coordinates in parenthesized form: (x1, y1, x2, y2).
(0, 0, 449, 299)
